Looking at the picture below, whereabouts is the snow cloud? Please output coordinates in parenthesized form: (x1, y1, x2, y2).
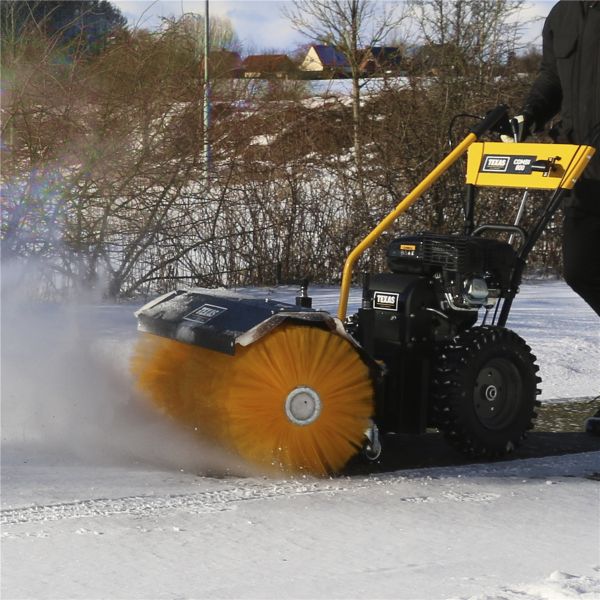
(0, 260, 252, 476)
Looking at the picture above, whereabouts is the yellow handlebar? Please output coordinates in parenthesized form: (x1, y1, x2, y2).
(337, 132, 478, 320)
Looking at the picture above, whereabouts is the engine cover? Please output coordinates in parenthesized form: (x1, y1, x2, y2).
(388, 234, 516, 276)
(386, 233, 520, 309)
(358, 273, 439, 347)
(355, 272, 442, 436)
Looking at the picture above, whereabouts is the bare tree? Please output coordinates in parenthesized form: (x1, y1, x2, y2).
(410, 0, 533, 82)
(284, 0, 407, 227)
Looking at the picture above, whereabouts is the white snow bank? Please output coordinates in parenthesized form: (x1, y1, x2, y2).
(460, 570, 600, 600)
(307, 76, 412, 98)
(507, 281, 599, 401)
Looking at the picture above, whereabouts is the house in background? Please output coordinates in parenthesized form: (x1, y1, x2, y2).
(230, 45, 404, 81)
(359, 47, 403, 76)
(299, 45, 352, 78)
(242, 54, 296, 79)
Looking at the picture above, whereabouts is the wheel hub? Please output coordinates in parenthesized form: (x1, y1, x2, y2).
(285, 386, 322, 426)
(473, 359, 522, 430)
(484, 384, 498, 401)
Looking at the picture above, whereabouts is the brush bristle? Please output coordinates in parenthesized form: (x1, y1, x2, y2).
(131, 325, 374, 476)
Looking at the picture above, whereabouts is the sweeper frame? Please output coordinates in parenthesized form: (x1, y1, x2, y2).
(133, 105, 595, 476)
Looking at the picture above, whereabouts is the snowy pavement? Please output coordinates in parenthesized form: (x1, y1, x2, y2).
(2, 280, 599, 599)
(2, 448, 599, 599)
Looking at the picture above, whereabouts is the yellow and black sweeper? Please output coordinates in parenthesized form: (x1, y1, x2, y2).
(131, 105, 595, 477)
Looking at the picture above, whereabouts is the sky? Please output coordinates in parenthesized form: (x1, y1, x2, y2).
(112, 0, 555, 55)
(113, 1, 307, 51)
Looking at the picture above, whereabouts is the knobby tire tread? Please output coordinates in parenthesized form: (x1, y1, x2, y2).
(432, 326, 541, 459)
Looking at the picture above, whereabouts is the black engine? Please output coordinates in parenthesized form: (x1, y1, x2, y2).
(386, 233, 520, 312)
(353, 233, 520, 352)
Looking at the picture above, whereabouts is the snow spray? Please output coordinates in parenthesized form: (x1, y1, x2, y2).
(0, 260, 253, 476)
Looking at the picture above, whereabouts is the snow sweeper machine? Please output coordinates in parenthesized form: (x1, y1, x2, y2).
(132, 105, 595, 477)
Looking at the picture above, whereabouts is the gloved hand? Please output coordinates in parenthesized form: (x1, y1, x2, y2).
(501, 113, 533, 143)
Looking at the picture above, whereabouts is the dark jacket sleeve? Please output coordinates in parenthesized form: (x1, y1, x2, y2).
(522, 7, 563, 130)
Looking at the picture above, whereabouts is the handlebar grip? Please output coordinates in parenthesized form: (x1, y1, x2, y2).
(470, 104, 510, 138)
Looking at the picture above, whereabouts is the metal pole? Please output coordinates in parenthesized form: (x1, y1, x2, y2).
(203, 0, 210, 180)
(509, 190, 529, 246)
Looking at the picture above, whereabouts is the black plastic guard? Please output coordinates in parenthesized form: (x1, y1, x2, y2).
(135, 288, 333, 355)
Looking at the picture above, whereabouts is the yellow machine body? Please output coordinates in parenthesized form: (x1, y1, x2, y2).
(465, 142, 595, 190)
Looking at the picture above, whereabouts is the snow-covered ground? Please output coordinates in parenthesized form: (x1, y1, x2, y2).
(2, 279, 599, 599)
(305, 77, 411, 106)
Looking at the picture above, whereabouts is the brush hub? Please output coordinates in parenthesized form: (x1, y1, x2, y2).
(285, 386, 322, 426)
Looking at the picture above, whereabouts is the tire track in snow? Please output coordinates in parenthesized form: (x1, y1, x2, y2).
(4, 451, 598, 526)
(0, 481, 340, 525)
(1, 478, 500, 526)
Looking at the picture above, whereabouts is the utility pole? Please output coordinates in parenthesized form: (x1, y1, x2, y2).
(203, 0, 211, 181)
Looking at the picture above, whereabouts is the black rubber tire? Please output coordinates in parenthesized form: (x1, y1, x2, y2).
(432, 326, 541, 459)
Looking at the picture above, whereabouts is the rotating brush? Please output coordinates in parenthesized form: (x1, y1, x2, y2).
(131, 324, 374, 476)
(221, 324, 374, 475)
(131, 334, 231, 444)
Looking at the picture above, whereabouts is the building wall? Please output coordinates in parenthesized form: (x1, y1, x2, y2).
(300, 47, 324, 72)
